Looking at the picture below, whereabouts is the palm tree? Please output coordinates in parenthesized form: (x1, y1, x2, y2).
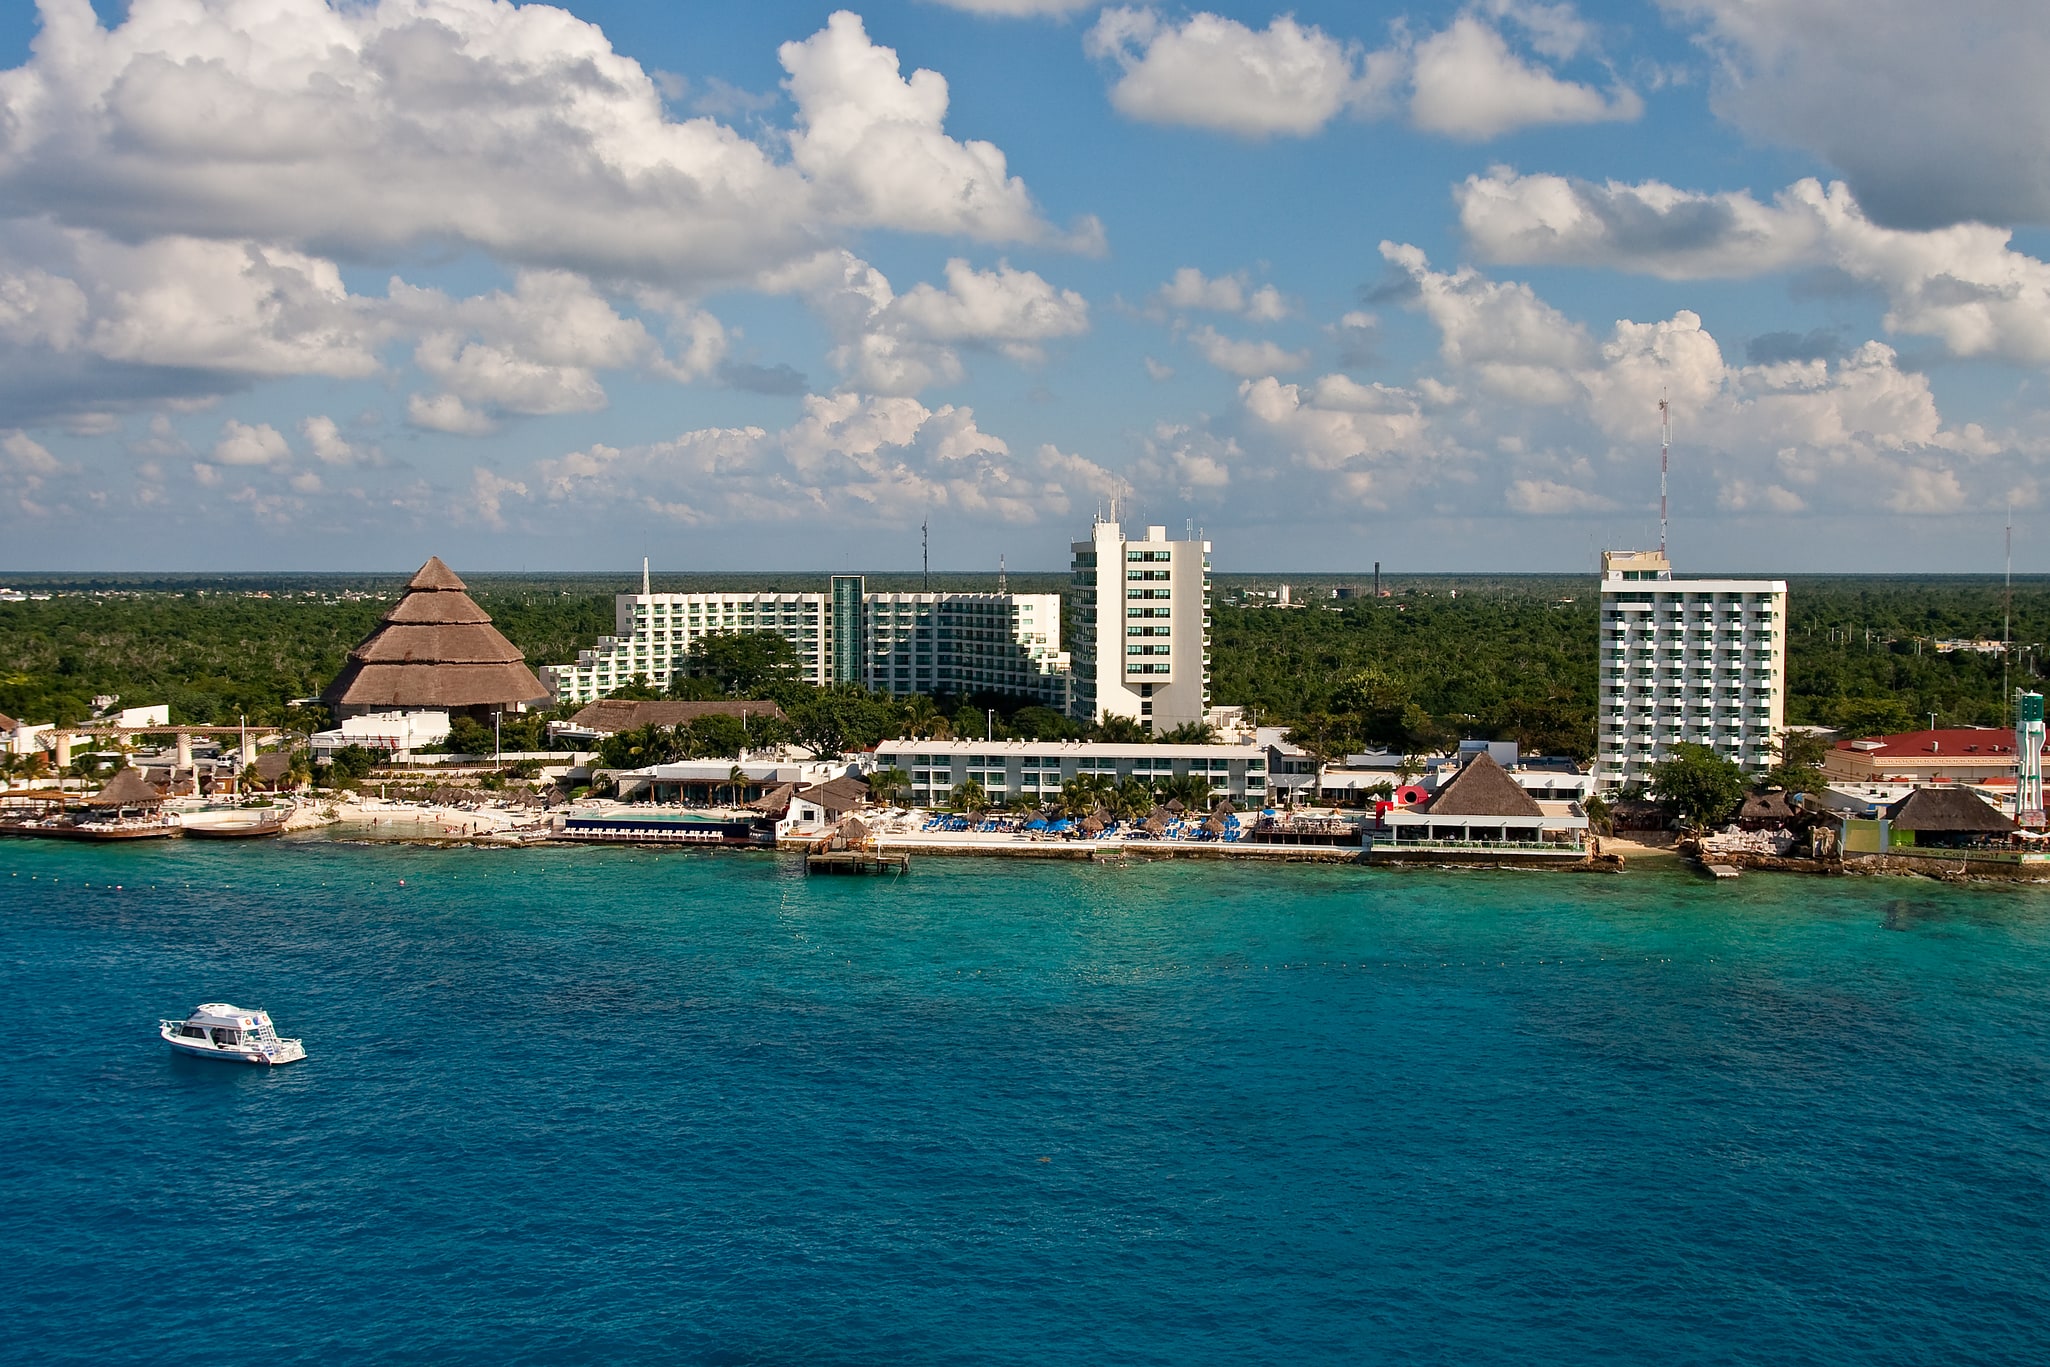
(904, 695, 951, 739)
(949, 778, 987, 812)
(868, 766, 911, 806)
(726, 764, 748, 807)
(1114, 776, 1154, 820)
(1155, 772, 1214, 811)
(1058, 772, 1111, 818)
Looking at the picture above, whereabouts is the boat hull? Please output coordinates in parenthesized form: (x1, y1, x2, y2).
(181, 819, 287, 840)
(160, 1026, 306, 1065)
(42, 823, 182, 841)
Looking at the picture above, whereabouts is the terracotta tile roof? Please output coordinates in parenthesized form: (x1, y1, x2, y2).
(1833, 727, 2028, 756)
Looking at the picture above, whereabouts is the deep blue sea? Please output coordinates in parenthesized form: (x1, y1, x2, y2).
(4, 838, 2048, 1365)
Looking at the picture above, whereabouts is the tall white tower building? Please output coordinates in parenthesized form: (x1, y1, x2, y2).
(1595, 549, 1787, 791)
(1069, 519, 1210, 733)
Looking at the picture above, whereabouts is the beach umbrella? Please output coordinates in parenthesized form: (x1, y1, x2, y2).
(1165, 798, 1185, 815)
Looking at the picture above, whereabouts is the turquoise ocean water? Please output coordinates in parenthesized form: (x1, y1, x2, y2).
(3, 837, 2048, 1364)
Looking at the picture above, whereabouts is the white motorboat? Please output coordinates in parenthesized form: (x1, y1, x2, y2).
(160, 1004, 306, 1065)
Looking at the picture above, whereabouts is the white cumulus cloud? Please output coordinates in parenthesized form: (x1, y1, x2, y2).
(1085, 6, 1634, 141)
(1186, 325, 1309, 378)
(1458, 169, 2050, 366)
(211, 419, 291, 467)
(766, 250, 1089, 394)
(1086, 8, 1398, 138)
(1409, 17, 1640, 140)
(1153, 267, 1292, 321)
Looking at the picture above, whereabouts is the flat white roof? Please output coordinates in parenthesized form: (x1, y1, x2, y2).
(1600, 579, 1787, 594)
(878, 740, 1262, 758)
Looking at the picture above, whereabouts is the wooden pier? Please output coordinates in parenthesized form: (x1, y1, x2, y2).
(805, 849, 911, 876)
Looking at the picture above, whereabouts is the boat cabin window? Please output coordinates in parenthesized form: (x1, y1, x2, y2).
(211, 1028, 241, 1045)
(178, 1025, 207, 1038)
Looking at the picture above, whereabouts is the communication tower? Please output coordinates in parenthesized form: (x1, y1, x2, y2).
(1658, 395, 1670, 555)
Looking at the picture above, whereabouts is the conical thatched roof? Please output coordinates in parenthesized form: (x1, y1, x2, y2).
(1427, 752, 1542, 818)
(1889, 785, 2015, 834)
(85, 768, 162, 807)
(323, 558, 546, 713)
(1738, 790, 1799, 825)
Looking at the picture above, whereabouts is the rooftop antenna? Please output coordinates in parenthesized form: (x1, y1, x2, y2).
(1658, 393, 1671, 556)
(641, 556, 650, 597)
(999, 553, 1007, 595)
(2005, 505, 2014, 719)
(922, 515, 930, 593)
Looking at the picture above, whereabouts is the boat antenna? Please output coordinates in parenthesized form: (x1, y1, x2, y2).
(1658, 392, 1670, 557)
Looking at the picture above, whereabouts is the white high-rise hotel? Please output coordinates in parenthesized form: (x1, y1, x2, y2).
(1069, 519, 1211, 733)
(1595, 549, 1787, 790)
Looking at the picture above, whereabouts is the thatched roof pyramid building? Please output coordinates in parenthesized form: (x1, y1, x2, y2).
(322, 557, 547, 719)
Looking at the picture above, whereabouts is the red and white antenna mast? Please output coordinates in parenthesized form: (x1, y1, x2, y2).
(1658, 394, 1671, 556)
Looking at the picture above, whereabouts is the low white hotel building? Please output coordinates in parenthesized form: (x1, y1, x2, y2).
(540, 571, 1068, 707)
(874, 739, 1269, 808)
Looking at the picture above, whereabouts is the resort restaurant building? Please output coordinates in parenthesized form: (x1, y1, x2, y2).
(874, 739, 1269, 808)
(1378, 752, 1589, 853)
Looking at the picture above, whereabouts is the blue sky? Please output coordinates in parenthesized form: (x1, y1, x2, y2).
(1, 0, 2047, 573)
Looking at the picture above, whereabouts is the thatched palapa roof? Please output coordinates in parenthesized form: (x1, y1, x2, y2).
(803, 776, 871, 817)
(1426, 753, 1542, 818)
(1888, 786, 2015, 834)
(747, 782, 798, 814)
(323, 558, 546, 713)
(1737, 790, 1799, 826)
(86, 768, 163, 807)
(568, 698, 787, 734)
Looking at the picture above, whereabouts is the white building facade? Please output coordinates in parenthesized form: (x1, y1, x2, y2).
(874, 739, 1267, 808)
(540, 571, 1068, 707)
(1595, 550, 1787, 791)
(1069, 520, 1211, 733)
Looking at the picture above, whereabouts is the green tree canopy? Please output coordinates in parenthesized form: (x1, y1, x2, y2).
(1649, 743, 1747, 827)
(681, 631, 802, 696)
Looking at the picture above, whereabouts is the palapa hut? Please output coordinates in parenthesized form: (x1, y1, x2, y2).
(747, 782, 800, 817)
(801, 776, 872, 819)
(85, 768, 164, 811)
(322, 557, 546, 722)
(1736, 789, 1801, 830)
(1885, 786, 2015, 849)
